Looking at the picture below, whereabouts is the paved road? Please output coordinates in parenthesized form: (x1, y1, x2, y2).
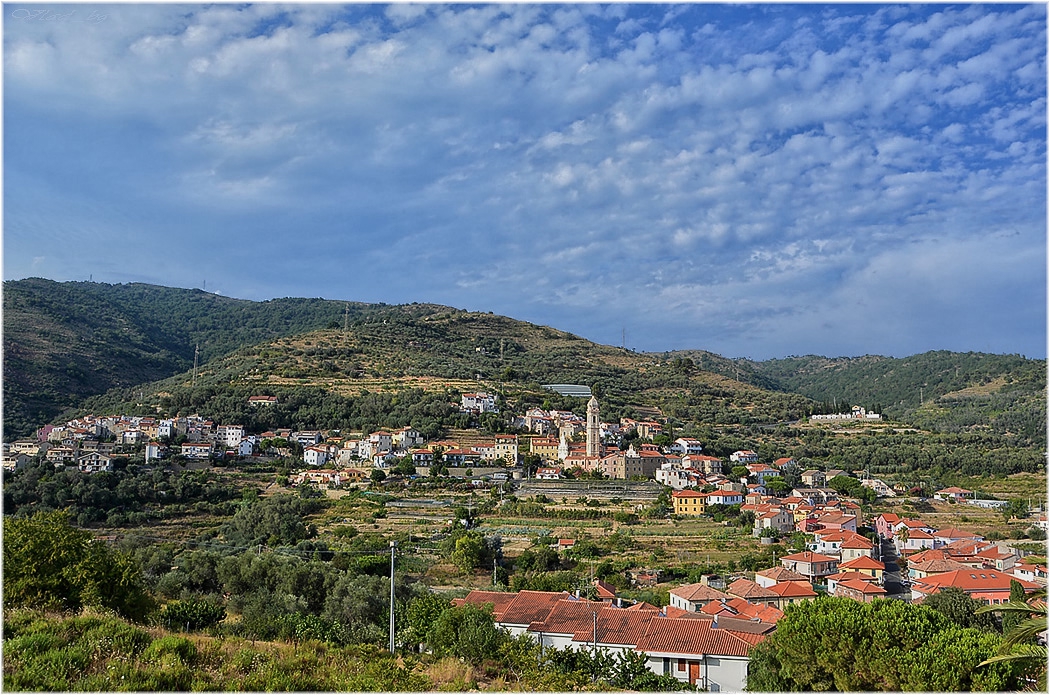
(878, 537, 912, 600)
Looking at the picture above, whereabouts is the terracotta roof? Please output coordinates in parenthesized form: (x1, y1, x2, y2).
(837, 578, 887, 594)
(670, 582, 731, 602)
(726, 578, 778, 600)
(838, 556, 886, 571)
(626, 601, 660, 612)
(755, 566, 809, 583)
(455, 590, 519, 620)
(907, 548, 951, 564)
(780, 551, 838, 563)
(767, 581, 817, 599)
(593, 579, 618, 599)
(497, 590, 571, 625)
(526, 598, 603, 636)
(635, 616, 763, 657)
(575, 606, 661, 646)
(909, 558, 971, 575)
(913, 570, 1042, 595)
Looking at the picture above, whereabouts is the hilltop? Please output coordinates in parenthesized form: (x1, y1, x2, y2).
(3, 279, 1045, 451)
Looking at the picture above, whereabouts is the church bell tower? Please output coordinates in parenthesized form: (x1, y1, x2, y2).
(586, 395, 601, 458)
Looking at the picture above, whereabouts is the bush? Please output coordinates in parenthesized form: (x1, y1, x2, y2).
(158, 599, 227, 632)
(142, 635, 198, 665)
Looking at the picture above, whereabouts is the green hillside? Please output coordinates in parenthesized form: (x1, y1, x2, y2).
(76, 304, 813, 438)
(749, 353, 1046, 447)
(4, 279, 1045, 457)
(2, 278, 371, 438)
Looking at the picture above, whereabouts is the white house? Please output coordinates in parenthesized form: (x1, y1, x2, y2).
(461, 392, 498, 413)
(303, 446, 329, 467)
(671, 438, 705, 456)
(457, 590, 768, 692)
(77, 452, 114, 473)
(217, 425, 246, 448)
(180, 442, 214, 460)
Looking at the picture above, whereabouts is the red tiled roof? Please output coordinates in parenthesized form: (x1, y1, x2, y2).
(839, 556, 886, 571)
(635, 617, 761, 657)
(726, 578, 778, 600)
(909, 558, 971, 574)
(913, 570, 1042, 595)
(767, 581, 817, 598)
(626, 601, 661, 612)
(756, 566, 809, 583)
(577, 607, 661, 646)
(837, 578, 887, 594)
(493, 590, 568, 624)
(840, 535, 875, 549)
(780, 551, 838, 563)
(594, 579, 618, 599)
(455, 590, 519, 620)
(670, 582, 731, 602)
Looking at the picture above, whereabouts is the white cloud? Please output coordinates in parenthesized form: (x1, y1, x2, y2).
(3, 3, 1045, 358)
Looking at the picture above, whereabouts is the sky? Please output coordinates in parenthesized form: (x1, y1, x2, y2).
(3, 3, 1046, 360)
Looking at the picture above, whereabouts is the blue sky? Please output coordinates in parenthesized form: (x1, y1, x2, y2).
(4, 3, 1046, 360)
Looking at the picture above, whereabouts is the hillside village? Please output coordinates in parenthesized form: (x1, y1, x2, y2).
(4, 391, 1047, 689)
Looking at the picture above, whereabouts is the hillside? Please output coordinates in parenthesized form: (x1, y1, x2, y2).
(747, 353, 1047, 447)
(2, 278, 371, 438)
(75, 304, 814, 437)
(4, 279, 1045, 451)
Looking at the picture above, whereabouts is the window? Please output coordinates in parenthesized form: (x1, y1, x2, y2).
(678, 659, 686, 672)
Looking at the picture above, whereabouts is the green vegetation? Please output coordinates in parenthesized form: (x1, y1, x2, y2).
(746, 597, 1024, 691)
(750, 351, 1046, 447)
(975, 588, 1048, 689)
(3, 462, 240, 527)
(2, 278, 368, 439)
(3, 511, 155, 622)
(1, 609, 429, 691)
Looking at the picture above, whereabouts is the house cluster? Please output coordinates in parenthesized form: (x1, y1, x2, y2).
(663, 455, 801, 508)
(872, 512, 1047, 603)
(455, 582, 771, 691)
(809, 405, 882, 421)
(6, 414, 266, 473)
(514, 406, 661, 444)
(265, 426, 522, 471)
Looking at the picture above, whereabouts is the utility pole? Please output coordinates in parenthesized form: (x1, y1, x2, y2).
(389, 541, 397, 653)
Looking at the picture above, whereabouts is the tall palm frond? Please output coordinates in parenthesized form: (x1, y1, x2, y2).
(975, 588, 1047, 690)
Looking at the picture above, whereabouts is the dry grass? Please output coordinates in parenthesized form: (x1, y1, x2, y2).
(425, 656, 477, 690)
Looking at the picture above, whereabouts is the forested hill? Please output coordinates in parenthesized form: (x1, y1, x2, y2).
(2, 278, 374, 437)
(748, 353, 1047, 447)
(3, 279, 1045, 449)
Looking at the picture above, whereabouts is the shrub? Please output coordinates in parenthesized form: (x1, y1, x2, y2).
(142, 635, 198, 665)
(159, 599, 227, 632)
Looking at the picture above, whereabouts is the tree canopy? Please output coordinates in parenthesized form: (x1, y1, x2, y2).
(746, 596, 1022, 691)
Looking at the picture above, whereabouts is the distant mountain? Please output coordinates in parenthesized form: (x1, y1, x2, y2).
(73, 302, 814, 439)
(2, 278, 371, 438)
(747, 353, 1046, 447)
(3, 279, 1044, 449)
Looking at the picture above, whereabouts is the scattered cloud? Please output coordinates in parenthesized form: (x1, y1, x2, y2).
(3, 3, 1045, 359)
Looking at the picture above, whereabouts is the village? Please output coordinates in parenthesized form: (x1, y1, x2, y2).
(3, 390, 1047, 690)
